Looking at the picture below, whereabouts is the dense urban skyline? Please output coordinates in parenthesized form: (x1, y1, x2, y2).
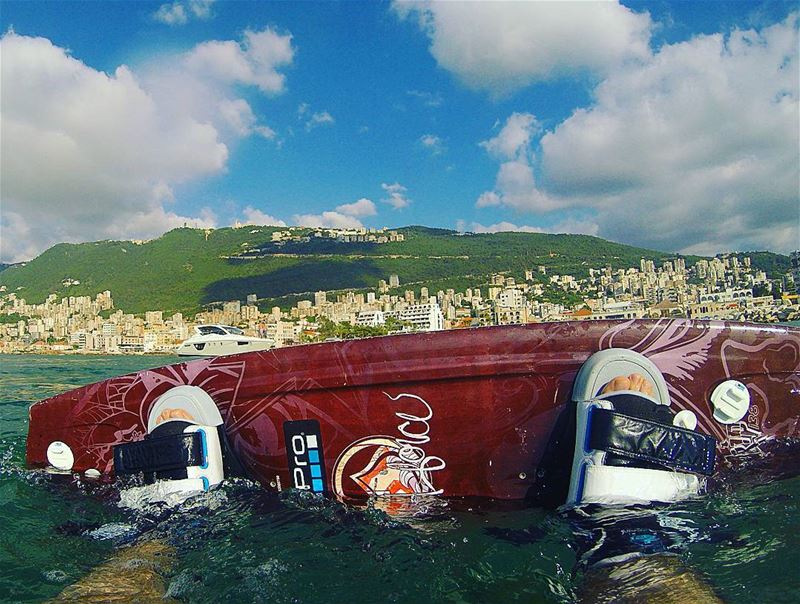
(3, 249, 797, 354)
(1, 1, 798, 264)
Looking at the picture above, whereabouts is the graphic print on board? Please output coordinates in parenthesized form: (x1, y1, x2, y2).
(332, 392, 446, 498)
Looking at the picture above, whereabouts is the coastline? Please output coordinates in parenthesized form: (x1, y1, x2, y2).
(4, 319, 799, 356)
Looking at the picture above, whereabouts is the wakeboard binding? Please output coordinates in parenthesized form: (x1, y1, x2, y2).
(113, 386, 229, 502)
(567, 349, 718, 506)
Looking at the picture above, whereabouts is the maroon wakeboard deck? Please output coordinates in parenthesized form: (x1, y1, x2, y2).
(26, 319, 800, 501)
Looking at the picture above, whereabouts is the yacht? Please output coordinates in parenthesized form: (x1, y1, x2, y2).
(176, 324, 273, 357)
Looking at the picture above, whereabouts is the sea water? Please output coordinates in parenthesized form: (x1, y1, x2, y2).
(1, 354, 798, 603)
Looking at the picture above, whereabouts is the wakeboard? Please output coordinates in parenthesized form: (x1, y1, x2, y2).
(26, 319, 800, 502)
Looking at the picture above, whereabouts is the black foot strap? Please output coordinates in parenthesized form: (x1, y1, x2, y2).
(114, 431, 205, 476)
(588, 408, 717, 476)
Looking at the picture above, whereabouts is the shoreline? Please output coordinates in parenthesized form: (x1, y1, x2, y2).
(3, 319, 799, 356)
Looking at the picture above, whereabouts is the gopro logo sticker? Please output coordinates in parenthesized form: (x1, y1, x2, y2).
(283, 420, 327, 493)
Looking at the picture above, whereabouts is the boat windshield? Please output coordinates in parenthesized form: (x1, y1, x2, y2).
(198, 325, 229, 336)
(224, 326, 245, 335)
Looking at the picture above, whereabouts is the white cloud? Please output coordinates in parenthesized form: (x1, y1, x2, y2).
(0, 211, 39, 264)
(336, 198, 377, 217)
(477, 15, 800, 253)
(306, 111, 335, 131)
(478, 159, 561, 213)
(293, 197, 374, 228)
(0, 29, 293, 262)
(188, 0, 214, 19)
(293, 212, 364, 229)
(381, 182, 412, 209)
(145, 27, 293, 138)
(184, 28, 294, 95)
(475, 191, 501, 208)
(420, 134, 445, 155)
(219, 98, 275, 139)
(153, 0, 214, 26)
(479, 113, 538, 161)
(297, 103, 335, 131)
(476, 115, 561, 211)
(393, 0, 652, 95)
(153, 2, 187, 25)
(459, 220, 599, 236)
(105, 206, 218, 238)
(240, 207, 287, 227)
(475, 114, 556, 211)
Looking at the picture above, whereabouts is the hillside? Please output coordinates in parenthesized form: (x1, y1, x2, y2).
(0, 226, 786, 315)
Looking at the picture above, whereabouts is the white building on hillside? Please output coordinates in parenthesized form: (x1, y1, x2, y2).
(356, 310, 385, 327)
(495, 287, 528, 325)
(385, 302, 444, 331)
(591, 301, 645, 320)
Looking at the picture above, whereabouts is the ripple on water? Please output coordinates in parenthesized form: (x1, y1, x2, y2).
(42, 569, 69, 583)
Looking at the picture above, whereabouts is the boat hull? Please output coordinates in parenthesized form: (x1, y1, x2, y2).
(175, 338, 273, 357)
(26, 320, 800, 501)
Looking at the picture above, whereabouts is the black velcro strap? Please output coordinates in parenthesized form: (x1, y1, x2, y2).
(588, 409, 716, 476)
(114, 432, 205, 476)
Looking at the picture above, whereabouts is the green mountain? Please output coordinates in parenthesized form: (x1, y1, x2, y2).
(0, 226, 788, 315)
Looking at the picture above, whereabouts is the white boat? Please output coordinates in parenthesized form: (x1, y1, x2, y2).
(176, 324, 273, 357)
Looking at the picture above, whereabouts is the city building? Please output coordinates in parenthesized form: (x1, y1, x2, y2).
(384, 301, 444, 332)
(2, 252, 797, 355)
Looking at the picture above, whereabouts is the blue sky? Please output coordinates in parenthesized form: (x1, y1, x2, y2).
(1, 1, 798, 263)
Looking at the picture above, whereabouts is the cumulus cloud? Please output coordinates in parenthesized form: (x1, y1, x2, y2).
(336, 198, 377, 217)
(419, 134, 445, 155)
(477, 158, 561, 213)
(475, 113, 562, 211)
(381, 182, 412, 209)
(240, 206, 287, 227)
(219, 98, 276, 139)
(477, 15, 800, 253)
(293, 197, 374, 228)
(480, 113, 538, 161)
(458, 219, 599, 236)
(292, 212, 364, 229)
(475, 114, 560, 212)
(393, 0, 651, 95)
(184, 28, 293, 95)
(188, 0, 214, 19)
(292, 197, 378, 229)
(153, 2, 188, 25)
(108, 206, 218, 238)
(475, 191, 501, 208)
(139, 29, 291, 145)
(153, 0, 214, 26)
(0, 211, 39, 264)
(0, 29, 293, 262)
